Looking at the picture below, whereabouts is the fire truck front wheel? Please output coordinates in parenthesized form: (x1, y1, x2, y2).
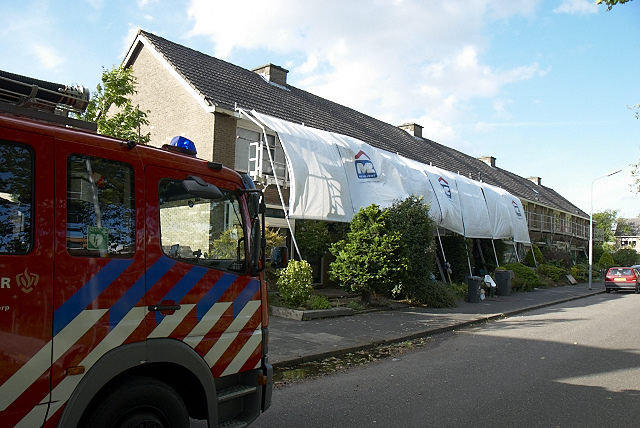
(83, 376, 190, 428)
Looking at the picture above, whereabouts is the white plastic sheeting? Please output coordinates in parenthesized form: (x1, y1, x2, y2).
(250, 111, 530, 243)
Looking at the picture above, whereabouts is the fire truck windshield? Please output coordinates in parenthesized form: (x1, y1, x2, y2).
(158, 178, 246, 273)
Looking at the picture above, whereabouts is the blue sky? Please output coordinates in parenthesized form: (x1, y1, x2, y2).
(1, 0, 638, 218)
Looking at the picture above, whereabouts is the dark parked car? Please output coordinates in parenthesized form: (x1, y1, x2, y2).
(605, 267, 640, 293)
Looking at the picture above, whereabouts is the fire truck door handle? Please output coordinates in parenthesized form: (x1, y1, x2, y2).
(148, 304, 181, 312)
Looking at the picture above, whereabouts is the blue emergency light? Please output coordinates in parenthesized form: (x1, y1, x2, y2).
(169, 135, 197, 155)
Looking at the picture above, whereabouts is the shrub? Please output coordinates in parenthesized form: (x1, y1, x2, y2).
(537, 264, 566, 283)
(523, 244, 544, 267)
(277, 260, 313, 306)
(449, 282, 469, 301)
(570, 263, 590, 282)
(264, 225, 287, 290)
(498, 262, 540, 291)
(407, 278, 457, 308)
(612, 248, 640, 267)
(598, 251, 615, 271)
(540, 247, 572, 269)
(386, 195, 436, 300)
(307, 294, 332, 310)
(347, 301, 365, 311)
(295, 220, 332, 259)
(329, 205, 408, 298)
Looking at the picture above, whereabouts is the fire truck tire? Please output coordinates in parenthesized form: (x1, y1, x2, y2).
(84, 376, 190, 428)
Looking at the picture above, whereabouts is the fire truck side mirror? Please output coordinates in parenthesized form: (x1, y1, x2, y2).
(181, 176, 224, 200)
(270, 246, 288, 269)
(249, 218, 263, 277)
(248, 193, 262, 220)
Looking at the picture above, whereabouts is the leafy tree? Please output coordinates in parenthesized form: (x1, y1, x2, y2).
(77, 65, 150, 144)
(616, 218, 633, 236)
(295, 220, 332, 259)
(593, 209, 620, 242)
(612, 248, 640, 266)
(386, 196, 436, 296)
(329, 204, 408, 301)
(596, 0, 633, 10)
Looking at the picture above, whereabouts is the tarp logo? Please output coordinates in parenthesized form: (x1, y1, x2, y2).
(355, 150, 377, 179)
(512, 200, 522, 218)
(438, 177, 452, 199)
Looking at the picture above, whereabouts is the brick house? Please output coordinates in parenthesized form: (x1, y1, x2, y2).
(123, 30, 594, 280)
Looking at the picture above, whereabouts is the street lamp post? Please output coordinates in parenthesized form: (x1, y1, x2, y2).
(589, 169, 622, 290)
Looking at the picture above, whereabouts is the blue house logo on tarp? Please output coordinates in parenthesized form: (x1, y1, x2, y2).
(512, 200, 522, 218)
(355, 150, 377, 179)
(438, 177, 452, 199)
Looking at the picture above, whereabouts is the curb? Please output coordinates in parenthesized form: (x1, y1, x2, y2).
(271, 289, 604, 369)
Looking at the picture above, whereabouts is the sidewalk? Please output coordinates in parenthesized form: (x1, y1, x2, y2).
(267, 282, 606, 367)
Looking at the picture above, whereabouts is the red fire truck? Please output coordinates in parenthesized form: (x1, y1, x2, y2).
(0, 71, 275, 428)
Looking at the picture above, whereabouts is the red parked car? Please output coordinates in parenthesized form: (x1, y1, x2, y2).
(605, 267, 640, 293)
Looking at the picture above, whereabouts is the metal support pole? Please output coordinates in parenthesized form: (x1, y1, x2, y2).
(589, 169, 622, 290)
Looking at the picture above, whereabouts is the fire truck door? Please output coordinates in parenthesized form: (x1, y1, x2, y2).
(143, 165, 262, 375)
(0, 129, 54, 427)
(48, 140, 144, 423)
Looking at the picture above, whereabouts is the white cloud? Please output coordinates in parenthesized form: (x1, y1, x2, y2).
(33, 44, 63, 69)
(121, 25, 142, 58)
(553, 0, 599, 14)
(185, 0, 545, 140)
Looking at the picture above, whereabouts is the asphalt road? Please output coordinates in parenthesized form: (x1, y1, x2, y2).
(248, 292, 640, 428)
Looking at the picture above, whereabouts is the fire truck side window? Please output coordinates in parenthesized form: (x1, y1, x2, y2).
(0, 141, 33, 254)
(158, 178, 246, 273)
(67, 154, 135, 258)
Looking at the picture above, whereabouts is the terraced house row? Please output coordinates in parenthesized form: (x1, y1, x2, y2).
(123, 29, 594, 280)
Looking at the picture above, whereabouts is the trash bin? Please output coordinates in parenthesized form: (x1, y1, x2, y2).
(466, 276, 483, 303)
(495, 269, 514, 296)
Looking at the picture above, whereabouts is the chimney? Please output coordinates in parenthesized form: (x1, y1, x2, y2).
(527, 176, 542, 185)
(252, 64, 289, 86)
(478, 156, 496, 168)
(398, 123, 423, 138)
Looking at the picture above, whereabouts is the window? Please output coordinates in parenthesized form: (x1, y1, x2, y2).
(0, 141, 33, 254)
(158, 178, 245, 273)
(67, 154, 135, 257)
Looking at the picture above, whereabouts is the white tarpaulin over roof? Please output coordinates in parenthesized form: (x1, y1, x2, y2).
(250, 111, 530, 243)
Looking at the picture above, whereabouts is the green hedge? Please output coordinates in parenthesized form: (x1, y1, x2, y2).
(498, 262, 540, 291)
(537, 264, 566, 283)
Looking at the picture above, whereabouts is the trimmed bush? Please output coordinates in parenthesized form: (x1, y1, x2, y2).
(307, 294, 332, 310)
(598, 252, 615, 271)
(277, 260, 313, 307)
(498, 262, 540, 291)
(523, 244, 544, 267)
(406, 278, 457, 308)
(537, 264, 566, 283)
(570, 264, 590, 282)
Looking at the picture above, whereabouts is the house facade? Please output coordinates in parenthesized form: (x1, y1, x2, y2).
(123, 30, 595, 278)
(615, 218, 640, 253)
